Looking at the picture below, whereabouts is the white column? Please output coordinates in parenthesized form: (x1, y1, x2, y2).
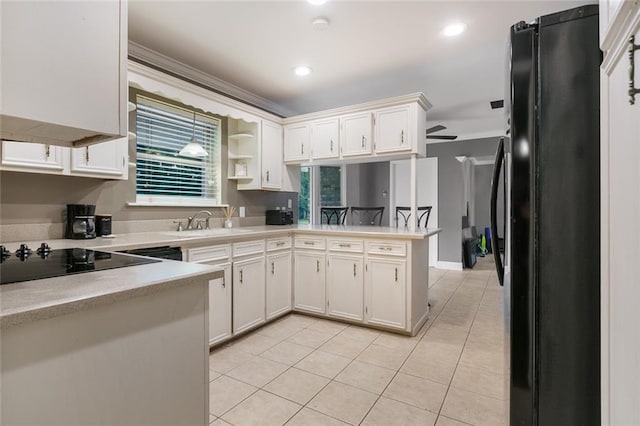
(410, 154, 417, 232)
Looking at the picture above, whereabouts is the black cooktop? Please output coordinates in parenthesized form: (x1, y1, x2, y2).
(0, 244, 161, 285)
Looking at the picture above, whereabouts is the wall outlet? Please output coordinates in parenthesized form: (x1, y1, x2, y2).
(239, 206, 246, 217)
(287, 199, 292, 209)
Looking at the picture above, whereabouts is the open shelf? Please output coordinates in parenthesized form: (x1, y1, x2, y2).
(228, 154, 254, 160)
(229, 133, 254, 140)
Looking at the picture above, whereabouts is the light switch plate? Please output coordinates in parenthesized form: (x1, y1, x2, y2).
(239, 206, 246, 217)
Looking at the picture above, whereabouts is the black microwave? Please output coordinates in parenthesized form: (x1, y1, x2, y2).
(266, 210, 294, 225)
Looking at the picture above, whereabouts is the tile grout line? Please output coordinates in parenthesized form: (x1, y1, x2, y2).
(434, 272, 492, 425)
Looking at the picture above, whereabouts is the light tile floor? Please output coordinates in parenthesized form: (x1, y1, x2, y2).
(209, 255, 505, 426)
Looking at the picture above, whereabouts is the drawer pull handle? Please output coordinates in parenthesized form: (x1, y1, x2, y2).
(630, 35, 640, 105)
(304, 241, 315, 245)
(317, 260, 320, 272)
(379, 247, 393, 251)
(361, 135, 365, 148)
(339, 243, 351, 248)
(271, 262, 274, 275)
(353, 263, 356, 276)
(395, 267, 398, 282)
(240, 269, 243, 284)
(401, 130, 404, 144)
(276, 241, 285, 246)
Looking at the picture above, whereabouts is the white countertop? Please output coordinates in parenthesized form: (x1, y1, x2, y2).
(0, 225, 440, 328)
(1, 225, 441, 252)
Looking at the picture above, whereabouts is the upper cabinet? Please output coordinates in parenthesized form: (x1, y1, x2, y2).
(310, 118, 340, 159)
(375, 106, 411, 153)
(0, 142, 67, 175)
(283, 93, 430, 164)
(70, 138, 129, 180)
(284, 124, 311, 162)
(341, 112, 374, 157)
(0, 1, 127, 147)
(261, 120, 283, 190)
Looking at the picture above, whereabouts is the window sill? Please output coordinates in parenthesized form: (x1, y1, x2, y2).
(127, 202, 229, 208)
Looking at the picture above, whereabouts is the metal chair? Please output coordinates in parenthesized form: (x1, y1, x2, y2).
(350, 206, 385, 226)
(320, 207, 348, 225)
(395, 206, 432, 228)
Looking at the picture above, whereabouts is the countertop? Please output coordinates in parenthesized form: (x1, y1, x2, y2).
(1, 225, 441, 252)
(0, 258, 223, 328)
(0, 225, 440, 328)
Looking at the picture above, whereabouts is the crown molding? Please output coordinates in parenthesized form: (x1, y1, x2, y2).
(128, 41, 296, 118)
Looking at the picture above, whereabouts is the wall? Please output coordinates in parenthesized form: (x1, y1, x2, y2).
(0, 116, 297, 240)
(426, 137, 501, 264)
(473, 164, 494, 236)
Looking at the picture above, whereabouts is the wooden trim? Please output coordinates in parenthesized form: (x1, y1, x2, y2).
(602, 2, 640, 74)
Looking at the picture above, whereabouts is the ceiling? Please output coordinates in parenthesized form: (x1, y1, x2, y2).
(129, 0, 590, 141)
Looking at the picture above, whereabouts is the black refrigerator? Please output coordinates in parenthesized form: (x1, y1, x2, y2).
(490, 5, 601, 426)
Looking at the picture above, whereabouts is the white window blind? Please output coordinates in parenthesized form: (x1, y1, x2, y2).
(135, 95, 222, 206)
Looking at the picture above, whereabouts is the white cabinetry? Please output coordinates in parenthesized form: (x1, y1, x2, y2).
(261, 120, 283, 190)
(1, 141, 67, 175)
(327, 254, 364, 321)
(0, 0, 127, 146)
(207, 262, 232, 346)
(310, 118, 340, 159)
(375, 106, 411, 154)
(600, 4, 640, 425)
(341, 112, 373, 157)
(284, 124, 310, 162)
(266, 236, 292, 320)
(1, 139, 128, 180)
(70, 138, 128, 179)
(366, 258, 407, 330)
(294, 249, 326, 314)
(232, 255, 266, 334)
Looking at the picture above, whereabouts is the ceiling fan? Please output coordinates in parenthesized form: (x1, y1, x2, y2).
(426, 125, 458, 140)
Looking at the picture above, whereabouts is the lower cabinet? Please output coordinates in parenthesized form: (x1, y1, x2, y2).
(327, 254, 364, 321)
(266, 251, 292, 320)
(366, 258, 407, 330)
(206, 262, 232, 346)
(294, 251, 326, 314)
(232, 255, 266, 334)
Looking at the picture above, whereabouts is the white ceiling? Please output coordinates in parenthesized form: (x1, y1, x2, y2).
(129, 0, 590, 141)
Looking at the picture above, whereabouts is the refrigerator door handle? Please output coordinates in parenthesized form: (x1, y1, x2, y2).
(490, 137, 505, 286)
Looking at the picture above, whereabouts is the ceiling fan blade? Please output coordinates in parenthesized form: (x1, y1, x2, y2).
(427, 135, 458, 140)
(426, 125, 447, 134)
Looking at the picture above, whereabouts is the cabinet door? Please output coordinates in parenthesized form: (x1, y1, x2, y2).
(204, 261, 232, 346)
(602, 23, 640, 426)
(233, 256, 266, 334)
(341, 112, 373, 157)
(266, 251, 292, 320)
(261, 120, 282, 190)
(1, 141, 67, 174)
(310, 118, 339, 159)
(375, 106, 411, 153)
(1, 1, 126, 143)
(366, 258, 406, 329)
(327, 254, 364, 321)
(70, 138, 127, 179)
(284, 124, 310, 162)
(294, 251, 326, 314)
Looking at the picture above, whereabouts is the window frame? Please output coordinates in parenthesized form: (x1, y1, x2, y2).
(309, 165, 346, 224)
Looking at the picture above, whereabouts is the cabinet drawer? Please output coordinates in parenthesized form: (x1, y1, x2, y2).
(267, 236, 292, 252)
(367, 241, 407, 257)
(187, 244, 231, 263)
(233, 240, 266, 258)
(328, 238, 364, 253)
(294, 236, 326, 250)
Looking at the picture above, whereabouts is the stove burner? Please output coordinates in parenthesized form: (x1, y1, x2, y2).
(0, 245, 11, 262)
(15, 244, 32, 261)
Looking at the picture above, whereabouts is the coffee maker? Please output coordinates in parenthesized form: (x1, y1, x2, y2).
(66, 204, 96, 239)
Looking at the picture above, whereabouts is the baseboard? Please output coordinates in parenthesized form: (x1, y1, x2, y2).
(435, 261, 463, 271)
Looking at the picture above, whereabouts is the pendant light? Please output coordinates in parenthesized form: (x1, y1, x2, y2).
(179, 111, 208, 157)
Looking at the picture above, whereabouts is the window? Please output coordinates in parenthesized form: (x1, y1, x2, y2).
(135, 95, 222, 206)
(297, 165, 345, 224)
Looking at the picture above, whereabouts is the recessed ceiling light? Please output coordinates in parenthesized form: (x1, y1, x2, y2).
(308, 0, 327, 5)
(312, 17, 330, 31)
(443, 22, 466, 37)
(294, 66, 312, 77)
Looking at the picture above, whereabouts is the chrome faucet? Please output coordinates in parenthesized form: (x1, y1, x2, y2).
(186, 210, 212, 230)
